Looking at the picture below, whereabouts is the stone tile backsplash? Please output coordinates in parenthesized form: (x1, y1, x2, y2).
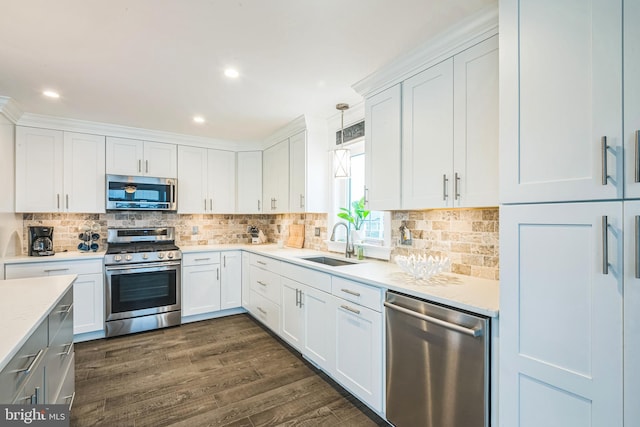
(390, 208, 499, 280)
(21, 207, 499, 280)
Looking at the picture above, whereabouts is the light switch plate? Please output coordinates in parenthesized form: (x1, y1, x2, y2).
(315, 227, 321, 237)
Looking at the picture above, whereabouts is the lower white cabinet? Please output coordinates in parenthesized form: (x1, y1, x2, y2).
(241, 252, 251, 308)
(281, 277, 305, 351)
(302, 284, 335, 371)
(182, 252, 221, 317)
(221, 251, 242, 310)
(4, 259, 104, 337)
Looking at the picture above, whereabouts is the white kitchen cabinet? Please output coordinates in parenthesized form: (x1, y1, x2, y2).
(177, 146, 236, 214)
(500, 0, 623, 203)
(624, 0, 640, 199)
(15, 127, 105, 213)
(364, 84, 402, 211)
(247, 254, 281, 330)
(182, 253, 221, 317)
(289, 124, 329, 213)
(500, 202, 623, 426)
(221, 251, 242, 310)
(237, 151, 263, 213)
(333, 294, 383, 413)
(625, 200, 640, 425)
(402, 36, 498, 209)
(263, 139, 289, 213)
(241, 252, 251, 308)
(281, 277, 304, 351)
(106, 137, 177, 178)
(4, 259, 104, 338)
(289, 131, 307, 212)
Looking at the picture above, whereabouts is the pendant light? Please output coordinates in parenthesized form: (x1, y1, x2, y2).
(334, 103, 351, 179)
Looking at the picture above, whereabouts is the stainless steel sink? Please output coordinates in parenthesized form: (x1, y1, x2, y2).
(301, 256, 358, 267)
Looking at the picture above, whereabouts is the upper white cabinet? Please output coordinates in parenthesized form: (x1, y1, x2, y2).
(500, 0, 623, 203)
(402, 36, 498, 209)
(365, 85, 402, 211)
(289, 131, 307, 212)
(106, 137, 177, 178)
(263, 139, 289, 213)
(237, 151, 263, 213)
(625, 0, 640, 199)
(16, 127, 105, 213)
(177, 145, 236, 214)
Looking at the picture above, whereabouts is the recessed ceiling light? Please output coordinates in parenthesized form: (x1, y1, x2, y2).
(43, 90, 60, 99)
(193, 116, 205, 124)
(224, 68, 239, 79)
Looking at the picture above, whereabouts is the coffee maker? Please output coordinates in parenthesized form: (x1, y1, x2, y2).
(29, 226, 55, 256)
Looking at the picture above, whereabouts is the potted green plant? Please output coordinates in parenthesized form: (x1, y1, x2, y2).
(338, 197, 370, 240)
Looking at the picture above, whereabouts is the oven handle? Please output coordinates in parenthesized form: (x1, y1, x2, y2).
(106, 261, 181, 271)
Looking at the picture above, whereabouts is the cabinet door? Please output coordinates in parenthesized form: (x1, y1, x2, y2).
(63, 132, 106, 213)
(221, 251, 242, 310)
(182, 264, 221, 316)
(263, 140, 289, 213)
(625, 0, 640, 198)
(289, 131, 306, 212)
(365, 84, 401, 210)
(241, 252, 251, 308)
(624, 201, 640, 425)
(105, 137, 144, 176)
(15, 127, 64, 212)
(333, 298, 383, 412)
(500, 202, 623, 427)
(453, 36, 499, 207)
(208, 149, 236, 213)
(237, 151, 263, 213)
(144, 141, 177, 178)
(302, 285, 334, 373)
(500, 0, 622, 203)
(73, 273, 104, 335)
(280, 278, 304, 351)
(402, 59, 454, 209)
(177, 145, 208, 213)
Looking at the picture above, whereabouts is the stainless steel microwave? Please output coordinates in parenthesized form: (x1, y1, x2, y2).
(106, 175, 177, 211)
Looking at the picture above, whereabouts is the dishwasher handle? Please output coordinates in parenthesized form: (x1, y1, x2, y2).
(384, 301, 483, 337)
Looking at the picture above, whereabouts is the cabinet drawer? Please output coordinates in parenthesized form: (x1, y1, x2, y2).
(280, 262, 331, 293)
(332, 277, 383, 312)
(46, 325, 73, 403)
(5, 259, 103, 279)
(49, 288, 73, 342)
(55, 353, 75, 407)
(250, 253, 280, 273)
(0, 321, 48, 403)
(250, 265, 281, 304)
(250, 290, 280, 332)
(182, 252, 221, 266)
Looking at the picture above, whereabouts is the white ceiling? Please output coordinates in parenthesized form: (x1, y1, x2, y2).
(0, 0, 496, 143)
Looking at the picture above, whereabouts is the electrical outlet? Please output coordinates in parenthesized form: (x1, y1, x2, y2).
(314, 227, 321, 237)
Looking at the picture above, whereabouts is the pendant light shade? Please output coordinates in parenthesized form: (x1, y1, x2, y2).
(334, 103, 350, 179)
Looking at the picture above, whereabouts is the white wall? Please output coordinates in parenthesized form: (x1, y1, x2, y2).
(0, 115, 22, 276)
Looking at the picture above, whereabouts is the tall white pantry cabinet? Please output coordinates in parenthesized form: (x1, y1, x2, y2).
(499, 0, 638, 426)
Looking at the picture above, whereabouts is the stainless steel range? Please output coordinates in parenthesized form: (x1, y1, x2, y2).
(104, 227, 181, 337)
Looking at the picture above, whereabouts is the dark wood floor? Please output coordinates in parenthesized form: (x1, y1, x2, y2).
(71, 314, 389, 426)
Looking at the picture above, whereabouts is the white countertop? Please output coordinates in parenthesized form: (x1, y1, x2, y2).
(0, 274, 76, 371)
(182, 244, 500, 317)
(4, 250, 106, 264)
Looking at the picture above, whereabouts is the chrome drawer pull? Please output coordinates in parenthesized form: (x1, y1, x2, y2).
(602, 136, 609, 186)
(442, 174, 449, 201)
(64, 392, 76, 411)
(57, 303, 73, 315)
(16, 348, 45, 375)
(384, 301, 482, 337)
(44, 268, 70, 273)
(257, 281, 267, 286)
(58, 343, 73, 357)
(257, 260, 267, 266)
(340, 288, 361, 297)
(257, 307, 267, 315)
(340, 305, 361, 315)
(194, 258, 211, 261)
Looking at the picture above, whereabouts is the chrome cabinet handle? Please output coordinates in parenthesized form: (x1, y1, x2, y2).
(194, 257, 211, 261)
(64, 392, 76, 411)
(58, 343, 73, 357)
(66, 194, 69, 209)
(57, 303, 73, 315)
(442, 174, 449, 201)
(602, 215, 609, 275)
(257, 260, 267, 266)
(340, 288, 361, 297)
(273, 198, 277, 210)
(257, 200, 261, 211)
(223, 255, 226, 268)
(364, 186, 369, 206)
(145, 160, 149, 173)
(299, 194, 304, 208)
(340, 304, 361, 315)
(57, 194, 60, 209)
(204, 199, 207, 211)
(257, 280, 267, 286)
(257, 307, 267, 315)
(295, 289, 299, 307)
(16, 348, 45, 375)
(217, 267, 219, 281)
(635, 131, 640, 183)
(210, 199, 213, 211)
(602, 136, 609, 186)
(44, 268, 69, 273)
(454, 172, 461, 200)
(636, 216, 640, 279)
(384, 301, 483, 337)
(138, 159, 142, 173)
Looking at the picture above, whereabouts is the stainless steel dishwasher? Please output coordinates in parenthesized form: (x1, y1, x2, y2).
(385, 291, 490, 427)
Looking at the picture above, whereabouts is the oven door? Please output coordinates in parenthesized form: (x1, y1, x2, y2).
(105, 261, 181, 321)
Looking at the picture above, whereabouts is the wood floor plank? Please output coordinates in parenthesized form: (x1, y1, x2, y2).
(71, 314, 388, 427)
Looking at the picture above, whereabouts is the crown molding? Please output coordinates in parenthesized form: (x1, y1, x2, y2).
(352, 5, 498, 98)
(14, 110, 261, 151)
(0, 97, 24, 123)
(262, 115, 307, 149)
